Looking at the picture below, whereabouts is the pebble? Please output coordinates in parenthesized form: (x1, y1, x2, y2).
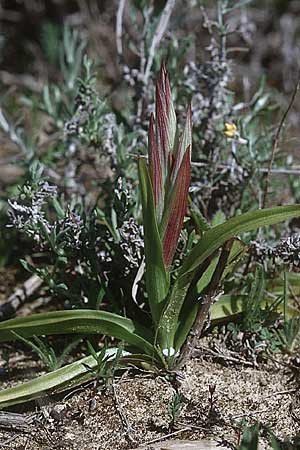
(131, 439, 229, 449)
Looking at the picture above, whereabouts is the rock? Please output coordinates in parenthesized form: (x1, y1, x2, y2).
(132, 439, 228, 449)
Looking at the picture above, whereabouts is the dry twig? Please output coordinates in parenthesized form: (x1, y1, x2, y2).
(0, 71, 43, 93)
(194, 345, 254, 367)
(116, 0, 127, 60)
(142, 427, 191, 446)
(0, 274, 43, 321)
(112, 383, 135, 444)
(143, 0, 176, 85)
(0, 412, 35, 431)
(262, 79, 300, 208)
(177, 239, 233, 369)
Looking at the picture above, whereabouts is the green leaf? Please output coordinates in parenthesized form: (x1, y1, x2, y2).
(20, 259, 35, 274)
(174, 239, 247, 351)
(51, 197, 65, 220)
(211, 210, 226, 227)
(210, 294, 246, 324)
(189, 198, 210, 234)
(0, 352, 100, 409)
(138, 158, 169, 324)
(148, 113, 164, 219)
(209, 289, 297, 326)
(222, 238, 248, 278)
(12, 332, 58, 370)
(179, 205, 300, 283)
(87, 340, 99, 361)
(157, 280, 190, 351)
(174, 257, 219, 351)
(0, 350, 161, 409)
(268, 431, 282, 450)
(0, 310, 155, 356)
(239, 423, 259, 450)
(158, 206, 300, 353)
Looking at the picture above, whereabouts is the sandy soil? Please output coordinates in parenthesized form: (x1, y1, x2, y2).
(0, 352, 299, 450)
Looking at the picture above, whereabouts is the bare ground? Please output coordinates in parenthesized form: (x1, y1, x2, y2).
(0, 352, 299, 450)
(0, 270, 300, 450)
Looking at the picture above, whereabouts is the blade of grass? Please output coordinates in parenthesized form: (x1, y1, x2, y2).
(0, 310, 155, 356)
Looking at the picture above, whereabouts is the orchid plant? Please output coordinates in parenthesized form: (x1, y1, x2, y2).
(138, 63, 192, 357)
(0, 63, 300, 408)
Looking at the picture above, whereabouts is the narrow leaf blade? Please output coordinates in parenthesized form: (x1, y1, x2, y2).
(158, 205, 300, 351)
(148, 113, 164, 219)
(155, 63, 177, 176)
(0, 310, 154, 356)
(239, 423, 259, 450)
(138, 158, 169, 323)
(179, 205, 300, 283)
(0, 351, 160, 409)
(162, 145, 191, 269)
(171, 104, 192, 184)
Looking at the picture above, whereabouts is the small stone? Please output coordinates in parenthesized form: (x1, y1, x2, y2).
(50, 403, 66, 422)
(131, 439, 228, 450)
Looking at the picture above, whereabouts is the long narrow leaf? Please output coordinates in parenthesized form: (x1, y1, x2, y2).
(0, 351, 160, 409)
(0, 310, 154, 356)
(239, 423, 259, 450)
(161, 146, 191, 269)
(0, 348, 118, 409)
(155, 63, 176, 177)
(189, 197, 210, 234)
(159, 205, 300, 352)
(179, 205, 300, 283)
(148, 113, 164, 219)
(157, 280, 189, 351)
(174, 240, 247, 350)
(171, 104, 192, 185)
(138, 158, 169, 323)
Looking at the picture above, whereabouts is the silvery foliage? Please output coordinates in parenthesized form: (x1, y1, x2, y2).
(179, 10, 249, 216)
(275, 235, 300, 268)
(251, 235, 300, 269)
(183, 48, 230, 145)
(64, 81, 117, 166)
(99, 179, 144, 277)
(57, 208, 84, 250)
(8, 181, 58, 243)
(8, 173, 144, 292)
(8, 180, 84, 251)
(96, 220, 143, 277)
(119, 218, 144, 275)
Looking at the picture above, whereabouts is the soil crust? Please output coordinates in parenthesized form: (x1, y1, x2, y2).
(0, 354, 299, 450)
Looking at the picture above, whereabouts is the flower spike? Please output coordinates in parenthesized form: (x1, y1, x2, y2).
(146, 63, 192, 270)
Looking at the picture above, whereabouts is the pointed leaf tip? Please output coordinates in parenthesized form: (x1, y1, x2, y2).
(145, 63, 192, 272)
(162, 144, 191, 269)
(148, 113, 164, 216)
(171, 104, 192, 185)
(155, 63, 177, 174)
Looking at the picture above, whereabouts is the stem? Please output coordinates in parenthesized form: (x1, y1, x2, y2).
(0, 275, 43, 321)
(116, 0, 127, 61)
(177, 239, 233, 368)
(262, 79, 300, 208)
(143, 0, 176, 85)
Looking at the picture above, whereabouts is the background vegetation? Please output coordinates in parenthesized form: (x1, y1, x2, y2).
(1, 1, 300, 448)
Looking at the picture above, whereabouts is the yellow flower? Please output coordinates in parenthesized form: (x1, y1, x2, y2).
(224, 122, 238, 138)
